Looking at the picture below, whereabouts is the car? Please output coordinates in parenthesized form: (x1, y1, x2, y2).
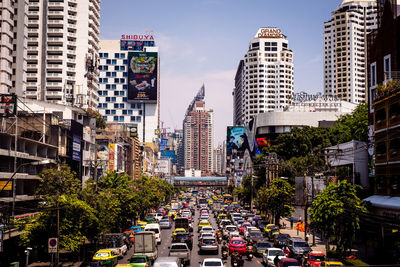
(239, 222, 252, 235)
(199, 258, 224, 267)
(264, 224, 277, 235)
(173, 233, 193, 250)
(235, 219, 246, 226)
(274, 234, 291, 248)
(92, 249, 119, 267)
(129, 255, 152, 267)
(244, 226, 258, 239)
(228, 238, 247, 254)
(319, 261, 344, 267)
(160, 218, 172, 229)
(222, 225, 237, 239)
(153, 257, 181, 267)
(268, 226, 280, 241)
(277, 258, 300, 267)
(173, 228, 187, 236)
(247, 229, 264, 243)
(154, 213, 164, 222)
(198, 220, 211, 232)
(199, 232, 215, 242)
(130, 226, 143, 233)
(200, 214, 210, 220)
(199, 237, 219, 254)
(168, 243, 191, 265)
(307, 251, 326, 267)
(254, 239, 273, 256)
(262, 248, 286, 267)
(286, 237, 312, 257)
(219, 219, 231, 229)
(137, 221, 148, 229)
(145, 223, 162, 244)
(199, 226, 214, 234)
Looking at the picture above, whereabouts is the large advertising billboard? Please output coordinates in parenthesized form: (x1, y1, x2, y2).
(226, 126, 248, 155)
(127, 51, 158, 103)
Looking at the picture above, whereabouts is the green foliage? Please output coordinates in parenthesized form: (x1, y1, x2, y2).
(309, 180, 367, 256)
(87, 108, 106, 129)
(256, 178, 294, 224)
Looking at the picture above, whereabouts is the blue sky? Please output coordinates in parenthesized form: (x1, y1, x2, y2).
(100, 0, 343, 144)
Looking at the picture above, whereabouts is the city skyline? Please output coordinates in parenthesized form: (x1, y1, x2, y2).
(100, 0, 344, 143)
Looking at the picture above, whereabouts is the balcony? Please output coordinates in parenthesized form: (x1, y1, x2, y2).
(26, 73, 38, 78)
(47, 73, 63, 78)
(68, 15, 77, 21)
(46, 90, 63, 96)
(48, 19, 64, 26)
(27, 55, 38, 60)
(46, 82, 63, 89)
(48, 2, 64, 7)
(47, 63, 63, 70)
(67, 32, 76, 37)
(47, 46, 63, 51)
(67, 49, 76, 56)
(373, 72, 400, 104)
(26, 82, 38, 88)
(47, 37, 63, 44)
(48, 10, 63, 16)
(48, 28, 64, 33)
(47, 55, 63, 60)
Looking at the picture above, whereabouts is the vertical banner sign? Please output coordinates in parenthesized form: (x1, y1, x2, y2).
(108, 143, 115, 171)
(48, 238, 58, 253)
(0, 180, 12, 191)
(127, 51, 158, 103)
(0, 230, 3, 252)
(160, 139, 168, 151)
(72, 135, 81, 161)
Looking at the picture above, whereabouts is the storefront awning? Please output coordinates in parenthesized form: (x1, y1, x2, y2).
(363, 195, 400, 211)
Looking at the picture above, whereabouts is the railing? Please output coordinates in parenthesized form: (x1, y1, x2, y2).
(173, 180, 228, 187)
(373, 71, 400, 103)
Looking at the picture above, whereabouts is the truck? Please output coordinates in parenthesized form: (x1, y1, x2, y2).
(133, 231, 158, 261)
(175, 217, 192, 232)
(101, 233, 128, 258)
(168, 243, 191, 265)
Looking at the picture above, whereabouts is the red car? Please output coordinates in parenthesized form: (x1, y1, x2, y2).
(308, 251, 326, 266)
(239, 222, 251, 235)
(229, 238, 247, 254)
(277, 258, 300, 267)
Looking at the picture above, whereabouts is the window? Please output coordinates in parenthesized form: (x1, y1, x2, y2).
(102, 103, 107, 108)
(137, 104, 141, 109)
(111, 97, 116, 102)
(114, 116, 118, 121)
(119, 116, 124, 121)
(114, 53, 119, 58)
(114, 103, 119, 108)
(139, 110, 143, 115)
(112, 59, 117, 64)
(123, 60, 128, 64)
(131, 104, 136, 109)
(106, 84, 111, 89)
(128, 110, 133, 115)
(105, 97, 111, 102)
(384, 54, 391, 80)
(137, 116, 141, 122)
(131, 116, 136, 121)
(122, 110, 127, 115)
(111, 110, 116, 115)
(105, 110, 110, 114)
(370, 62, 377, 87)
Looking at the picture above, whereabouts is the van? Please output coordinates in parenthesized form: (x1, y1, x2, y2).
(153, 256, 182, 267)
(144, 223, 162, 244)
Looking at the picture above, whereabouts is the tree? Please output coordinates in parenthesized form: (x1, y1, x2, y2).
(256, 178, 294, 225)
(18, 164, 99, 254)
(309, 180, 367, 255)
(87, 108, 106, 129)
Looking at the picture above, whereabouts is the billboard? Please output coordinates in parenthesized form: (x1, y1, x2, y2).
(72, 135, 81, 161)
(127, 51, 158, 103)
(226, 126, 248, 155)
(108, 143, 115, 171)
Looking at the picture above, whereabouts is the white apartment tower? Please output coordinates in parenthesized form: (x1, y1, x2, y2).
(238, 27, 294, 125)
(25, 0, 100, 109)
(0, 0, 29, 95)
(323, 0, 377, 103)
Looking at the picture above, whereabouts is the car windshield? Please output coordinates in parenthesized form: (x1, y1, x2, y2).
(176, 234, 190, 239)
(171, 245, 187, 250)
(278, 234, 290, 239)
(231, 240, 244, 245)
(257, 242, 271, 248)
(146, 228, 159, 233)
(227, 227, 236, 231)
(130, 257, 147, 263)
(95, 252, 109, 257)
(204, 261, 222, 266)
(269, 250, 285, 256)
(294, 242, 308, 247)
(250, 232, 263, 238)
(161, 219, 169, 223)
(203, 239, 215, 244)
(309, 255, 325, 261)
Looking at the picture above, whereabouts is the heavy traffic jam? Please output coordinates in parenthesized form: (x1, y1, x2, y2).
(91, 189, 343, 267)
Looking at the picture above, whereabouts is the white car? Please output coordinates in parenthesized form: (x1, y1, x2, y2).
(223, 225, 237, 238)
(199, 226, 214, 235)
(200, 214, 209, 220)
(244, 226, 258, 239)
(144, 223, 162, 244)
(199, 258, 224, 267)
(199, 232, 215, 242)
(263, 248, 286, 267)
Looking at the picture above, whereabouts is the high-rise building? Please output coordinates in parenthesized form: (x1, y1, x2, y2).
(24, 0, 100, 109)
(97, 36, 160, 143)
(323, 0, 377, 103)
(235, 27, 294, 125)
(233, 60, 244, 126)
(213, 142, 226, 176)
(0, 0, 28, 95)
(183, 86, 214, 175)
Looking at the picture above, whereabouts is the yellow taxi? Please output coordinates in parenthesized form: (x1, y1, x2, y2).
(168, 211, 177, 220)
(198, 220, 211, 232)
(137, 220, 148, 229)
(264, 224, 276, 233)
(319, 261, 344, 267)
(173, 228, 187, 236)
(217, 214, 228, 220)
(92, 249, 118, 267)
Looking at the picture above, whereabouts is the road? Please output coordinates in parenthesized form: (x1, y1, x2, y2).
(119, 209, 264, 267)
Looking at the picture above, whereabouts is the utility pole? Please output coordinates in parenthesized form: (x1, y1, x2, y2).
(12, 115, 18, 218)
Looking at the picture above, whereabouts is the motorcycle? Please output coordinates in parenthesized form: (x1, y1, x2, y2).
(222, 251, 228, 260)
(247, 245, 254, 261)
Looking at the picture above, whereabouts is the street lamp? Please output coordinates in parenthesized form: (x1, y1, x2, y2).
(1, 159, 55, 193)
(25, 247, 32, 267)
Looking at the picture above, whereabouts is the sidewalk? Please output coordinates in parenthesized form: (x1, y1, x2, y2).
(279, 217, 327, 254)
